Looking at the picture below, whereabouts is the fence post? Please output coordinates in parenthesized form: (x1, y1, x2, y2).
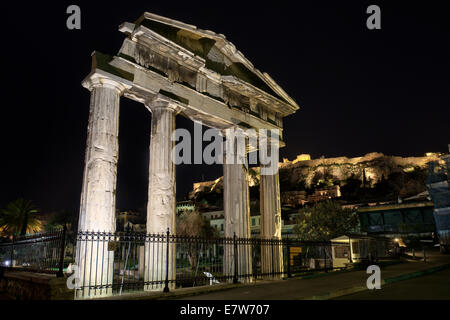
(233, 232, 238, 284)
(56, 224, 67, 278)
(10, 235, 14, 270)
(252, 240, 256, 281)
(163, 228, 170, 293)
(271, 239, 275, 278)
(423, 246, 427, 263)
(286, 238, 292, 278)
(324, 244, 328, 273)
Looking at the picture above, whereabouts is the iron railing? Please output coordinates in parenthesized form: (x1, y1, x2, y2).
(0, 225, 69, 276)
(73, 230, 395, 298)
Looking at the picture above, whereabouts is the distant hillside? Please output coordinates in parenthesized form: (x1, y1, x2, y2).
(279, 152, 442, 202)
(189, 152, 443, 206)
(279, 152, 437, 186)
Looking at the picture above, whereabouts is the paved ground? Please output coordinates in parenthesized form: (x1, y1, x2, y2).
(334, 268, 450, 300)
(178, 250, 450, 300)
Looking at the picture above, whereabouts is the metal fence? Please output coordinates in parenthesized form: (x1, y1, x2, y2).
(73, 230, 395, 298)
(0, 226, 69, 276)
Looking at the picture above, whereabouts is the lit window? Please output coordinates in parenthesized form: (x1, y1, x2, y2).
(334, 246, 350, 258)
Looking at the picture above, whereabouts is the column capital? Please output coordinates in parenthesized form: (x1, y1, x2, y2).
(144, 94, 184, 114)
(82, 71, 130, 94)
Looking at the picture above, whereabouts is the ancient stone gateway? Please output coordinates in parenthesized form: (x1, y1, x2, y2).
(76, 12, 298, 297)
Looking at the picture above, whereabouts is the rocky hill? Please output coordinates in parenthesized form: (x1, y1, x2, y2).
(279, 152, 439, 189)
(189, 152, 443, 205)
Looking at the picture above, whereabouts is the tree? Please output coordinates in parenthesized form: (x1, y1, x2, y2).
(194, 190, 223, 209)
(176, 210, 218, 239)
(176, 210, 218, 269)
(293, 200, 358, 241)
(310, 171, 324, 187)
(0, 199, 42, 236)
(340, 176, 363, 200)
(45, 210, 78, 232)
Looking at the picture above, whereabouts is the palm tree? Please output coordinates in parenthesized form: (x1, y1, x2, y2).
(0, 199, 42, 236)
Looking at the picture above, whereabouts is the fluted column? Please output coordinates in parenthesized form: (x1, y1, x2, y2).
(77, 74, 127, 298)
(144, 96, 178, 291)
(223, 128, 252, 283)
(260, 164, 283, 279)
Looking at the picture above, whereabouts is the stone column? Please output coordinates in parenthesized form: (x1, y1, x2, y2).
(77, 75, 127, 298)
(260, 165, 284, 279)
(144, 97, 178, 291)
(223, 128, 252, 282)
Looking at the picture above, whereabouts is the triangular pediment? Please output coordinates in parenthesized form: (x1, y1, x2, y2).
(129, 12, 298, 110)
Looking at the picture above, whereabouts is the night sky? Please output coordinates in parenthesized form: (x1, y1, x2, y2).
(1, 1, 449, 214)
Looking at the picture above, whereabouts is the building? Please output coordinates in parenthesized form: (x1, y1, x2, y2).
(280, 186, 341, 208)
(280, 191, 307, 207)
(358, 199, 435, 238)
(176, 200, 196, 214)
(331, 235, 392, 268)
(116, 210, 146, 232)
(281, 154, 311, 166)
(201, 210, 224, 220)
(426, 147, 450, 252)
(306, 185, 341, 203)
